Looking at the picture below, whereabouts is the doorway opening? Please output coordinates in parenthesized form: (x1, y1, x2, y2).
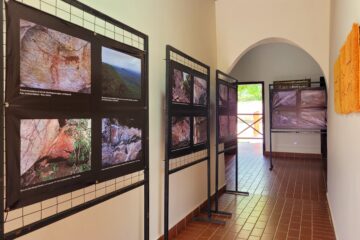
(237, 82, 265, 154)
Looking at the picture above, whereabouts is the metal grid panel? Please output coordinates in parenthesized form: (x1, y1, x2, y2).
(169, 51, 208, 76)
(168, 49, 209, 171)
(2, 0, 146, 237)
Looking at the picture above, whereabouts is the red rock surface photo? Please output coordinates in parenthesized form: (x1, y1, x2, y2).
(219, 115, 228, 139)
(193, 116, 207, 145)
(171, 116, 190, 149)
(20, 19, 91, 93)
(101, 118, 142, 168)
(193, 76, 207, 105)
(20, 119, 91, 188)
(172, 69, 191, 104)
(219, 84, 228, 106)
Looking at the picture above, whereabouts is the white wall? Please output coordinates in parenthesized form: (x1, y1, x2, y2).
(230, 43, 324, 154)
(17, 0, 218, 239)
(215, 0, 331, 81)
(328, 0, 360, 239)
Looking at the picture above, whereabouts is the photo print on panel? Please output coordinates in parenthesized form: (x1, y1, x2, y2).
(219, 115, 229, 140)
(101, 46, 142, 101)
(20, 119, 91, 189)
(229, 115, 237, 138)
(20, 19, 91, 95)
(193, 116, 207, 145)
(172, 68, 191, 104)
(101, 117, 142, 168)
(193, 76, 207, 106)
(219, 84, 228, 106)
(171, 116, 191, 149)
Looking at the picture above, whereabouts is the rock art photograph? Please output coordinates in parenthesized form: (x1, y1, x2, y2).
(20, 19, 91, 93)
(101, 118, 142, 168)
(172, 69, 191, 104)
(219, 115, 228, 139)
(193, 76, 207, 105)
(219, 84, 228, 106)
(229, 116, 237, 137)
(171, 116, 190, 149)
(20, 119, 91, 188)
(102, 47, 141, 100)
(193, 117, 207, 145)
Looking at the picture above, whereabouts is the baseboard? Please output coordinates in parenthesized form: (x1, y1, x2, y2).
(158, 185, 227, 240)
(264, 151, 322, 159)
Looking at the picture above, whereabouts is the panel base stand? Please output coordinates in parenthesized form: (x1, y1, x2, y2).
(211, 210, 232, 217)
(226, 190, 250, 196)
(192, 216, 226, 225)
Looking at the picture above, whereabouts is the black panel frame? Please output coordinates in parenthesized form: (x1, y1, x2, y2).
(2, 0, 150, 239)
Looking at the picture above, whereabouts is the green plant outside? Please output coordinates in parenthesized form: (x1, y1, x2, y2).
(238, 84, 262, 102)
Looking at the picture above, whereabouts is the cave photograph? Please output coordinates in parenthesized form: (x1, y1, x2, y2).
(171, 116, 190, 149)
(20, 119, 91, 188)
(101, 47, 142, 100)
(172, 69, 191, 104)
(20, 19, 91, 94)
(193, 116, 207, 145)
(193, 76, 207, 105)
(101, 117, 142, 168)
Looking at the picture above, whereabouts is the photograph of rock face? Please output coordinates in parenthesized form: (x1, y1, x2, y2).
(219, 84, 228, 106)
(300, 90, 326, 108)
(20, 19, 91, 93)
(102, 47, 142, 100)
(299, 109, 327, 129)
(20, 119, 91, 188)
(171, 116, 190, 149)
(101, 118, 142, 168)
(193, 76, 207, 105)
(229, 116, 237, 137)
(272, 110, 298, 129)
(272, 90, 297, 109)
(193, 116, 207, 145)
(219, 115, 228, 139)
(172, 69, 191, 104)
(228, 87, 237, 105)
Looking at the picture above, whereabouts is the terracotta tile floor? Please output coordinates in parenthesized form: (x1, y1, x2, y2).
(175, 143, 336, 240)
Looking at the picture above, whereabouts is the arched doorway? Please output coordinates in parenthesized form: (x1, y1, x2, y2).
(224, 39, 328, 192)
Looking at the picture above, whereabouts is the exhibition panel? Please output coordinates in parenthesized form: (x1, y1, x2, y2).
(1, 0, 149, 239)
